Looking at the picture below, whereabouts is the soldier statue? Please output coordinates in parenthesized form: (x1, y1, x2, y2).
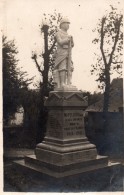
(53, 17, 74, 89)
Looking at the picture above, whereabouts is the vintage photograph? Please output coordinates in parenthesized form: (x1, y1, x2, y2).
(2, 0, 123, 192)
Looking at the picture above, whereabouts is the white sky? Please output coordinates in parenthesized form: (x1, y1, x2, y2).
(2, 0, 123, 92)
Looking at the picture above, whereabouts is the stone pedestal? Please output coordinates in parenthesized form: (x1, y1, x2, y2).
(35, 91, 97, 166)
(14, 90, 108, 178)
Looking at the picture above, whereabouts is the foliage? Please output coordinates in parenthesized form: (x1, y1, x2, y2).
(91, 5, 123, 112)
(82, 90, 102, 106)
(89, 92, 103, 106)
(3, 36, 34, 124)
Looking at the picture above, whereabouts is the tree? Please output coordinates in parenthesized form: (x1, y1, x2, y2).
(3, 36, 19, 124)
(91, 5, 123, 112)
(32, 11, 62, 101)
(3, 36, 34, 125)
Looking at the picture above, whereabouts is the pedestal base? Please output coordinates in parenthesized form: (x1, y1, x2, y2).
(14, 155, 109, 178)
(35, 138, 97, 165)
(54, 85, 78, 92)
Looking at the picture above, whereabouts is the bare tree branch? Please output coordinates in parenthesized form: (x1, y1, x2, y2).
(100, 17, 107, 65)
(32, 54, 43, 75)
(108, 16, 123, 65)
(115, 69, 122, 75)
(112, 61, 123, 64)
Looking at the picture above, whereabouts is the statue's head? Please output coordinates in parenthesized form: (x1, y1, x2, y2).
(60, 17, 70, 31)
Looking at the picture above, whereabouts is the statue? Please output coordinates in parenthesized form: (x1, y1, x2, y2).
(53, 17, 74, 89)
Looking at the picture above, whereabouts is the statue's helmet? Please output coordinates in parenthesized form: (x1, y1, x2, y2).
(60, 17, 70, 26)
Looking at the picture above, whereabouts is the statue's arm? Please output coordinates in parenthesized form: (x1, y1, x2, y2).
(56, 33, 69, 46)
(71, 36, 74, 47)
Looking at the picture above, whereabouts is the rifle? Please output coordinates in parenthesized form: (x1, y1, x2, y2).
(67, 37, 72, 85)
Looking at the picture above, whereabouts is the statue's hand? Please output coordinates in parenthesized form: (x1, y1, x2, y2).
(68, 35, 72, 41)
(71, 66, 74, 72)
(68, 35, 72, 38)
(68, 35, 74, 47)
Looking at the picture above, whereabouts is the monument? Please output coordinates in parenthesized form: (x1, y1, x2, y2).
(14, 17, 109, 178)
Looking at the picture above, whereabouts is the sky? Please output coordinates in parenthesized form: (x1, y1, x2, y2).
(2, 0, 123, 93)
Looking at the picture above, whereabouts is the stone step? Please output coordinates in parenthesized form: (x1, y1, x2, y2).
(14, 155, 110, 178)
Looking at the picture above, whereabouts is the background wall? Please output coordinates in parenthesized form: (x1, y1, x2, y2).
(85, 112, 124, 157)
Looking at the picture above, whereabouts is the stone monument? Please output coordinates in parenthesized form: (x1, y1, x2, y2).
(14, 17, 109, 178)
